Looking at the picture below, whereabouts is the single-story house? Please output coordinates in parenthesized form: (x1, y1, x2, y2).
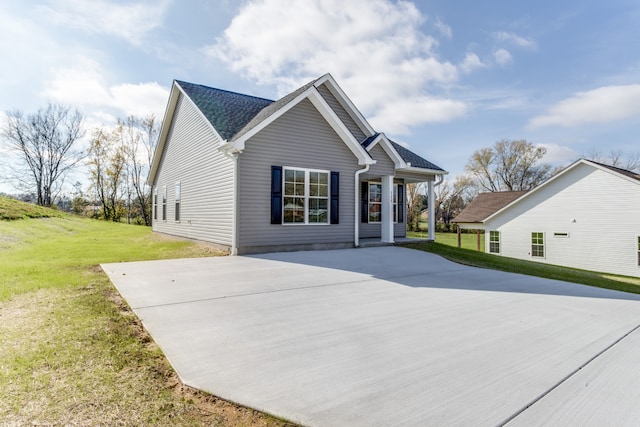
(454, 159, 640, 278)
(148, 73, 446, 254)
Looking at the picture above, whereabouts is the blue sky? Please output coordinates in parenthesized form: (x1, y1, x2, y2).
(1, 0, 639, 193)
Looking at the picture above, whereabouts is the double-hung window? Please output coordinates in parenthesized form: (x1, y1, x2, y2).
(175, 182, 181, 222)
(489, 231, 500, 254)
(368, 183, 399, 223)
(153, 187, 157, 221)
(637, 236, 640, 266)
(162, 186, 167, 221)
(283, 167, 329, 224)
(531, 232, 544, 258)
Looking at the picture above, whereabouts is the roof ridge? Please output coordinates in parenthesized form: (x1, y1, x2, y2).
(175, 80, 275, 103)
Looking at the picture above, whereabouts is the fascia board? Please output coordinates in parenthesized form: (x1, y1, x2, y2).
(396, 166, 449, 176)
(315, 74, 376, 136)
(366, 133, 407, 169)
(148, 82, 180, 185)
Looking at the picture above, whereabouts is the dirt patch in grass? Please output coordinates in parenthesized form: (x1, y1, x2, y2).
(0, 280, 297, 427)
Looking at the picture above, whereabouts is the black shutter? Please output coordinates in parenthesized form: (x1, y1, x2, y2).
(360, 181, 369, 223)
(271, 166, 283, 224)
(330, 171, 339, 224)
(397, 184, 404, 223)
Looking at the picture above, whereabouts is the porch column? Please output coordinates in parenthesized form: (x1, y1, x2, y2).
(381, 175, 394, 243)
(428, 179, 435, 241)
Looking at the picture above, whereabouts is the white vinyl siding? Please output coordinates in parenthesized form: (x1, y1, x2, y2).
(151, 93, 234, 245)
(484, 162, 640, 277)
(489, 231, 500, 254)
(237, 98, 358, 250)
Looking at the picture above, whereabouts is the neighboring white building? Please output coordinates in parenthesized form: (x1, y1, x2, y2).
(454, 159, 640, 278)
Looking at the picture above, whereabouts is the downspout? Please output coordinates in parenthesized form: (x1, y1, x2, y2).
(354, 164, 370, 247)
(222, 150, 239, 255)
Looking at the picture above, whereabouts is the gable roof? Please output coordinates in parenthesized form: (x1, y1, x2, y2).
(455, 158, 640, 226)
(390, 141, 445, 172)
(453, 191, 528, 223)
(149, 74, 447, 184)
(176, 80, 274, 141)
(589, 160, 640, 182)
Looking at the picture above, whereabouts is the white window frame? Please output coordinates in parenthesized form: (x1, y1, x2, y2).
(153, 186, 157, 221)
(162, 185, 167, 221)
(531, 232, 545, 258)
(489, 231, 500, 254)
(637, 236, 640, 267)
(175, 181, 181, 222)
(368, 182, 398, 224)
(282, 167, 330, 225)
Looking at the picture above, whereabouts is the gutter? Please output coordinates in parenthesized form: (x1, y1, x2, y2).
(354, 164, 370, 247)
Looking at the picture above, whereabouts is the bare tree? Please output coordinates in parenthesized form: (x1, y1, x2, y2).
(119, 115, 158, 226)
(87, 128, 126, 221)
(581, 148, 640, 172)
(465, 139, 552, 192)
(1, 104, 85, 206)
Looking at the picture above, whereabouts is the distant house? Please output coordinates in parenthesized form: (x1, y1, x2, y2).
(148, 74, 446, 254)
(454, 159, 640, 278)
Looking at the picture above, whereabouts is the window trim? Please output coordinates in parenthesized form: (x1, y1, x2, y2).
(175, 181, 181, 222)
(367, 181, 399, 224)
(282, 167, 330, 225)
(489, 230, 500, 254)
(531, 232, 545, 258)
(161, 185, 167, 221)
(153, 186, 157, 221)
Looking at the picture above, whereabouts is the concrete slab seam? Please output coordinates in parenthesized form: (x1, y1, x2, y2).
(499, 321, 640, 426)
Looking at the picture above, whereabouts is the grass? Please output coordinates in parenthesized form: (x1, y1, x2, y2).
(0, 196, 64, 220)
(0, 198, 296, 426)
(404, 239, 640, 295)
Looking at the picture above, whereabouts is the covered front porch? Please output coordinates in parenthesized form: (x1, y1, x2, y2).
(355, 171, 443, 247)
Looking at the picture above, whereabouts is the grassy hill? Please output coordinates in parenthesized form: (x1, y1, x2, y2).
(0, 196, 64, 220)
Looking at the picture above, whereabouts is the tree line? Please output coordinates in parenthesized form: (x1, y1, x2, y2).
(1, 103, 158, 225)
(2, 104, 638, 230)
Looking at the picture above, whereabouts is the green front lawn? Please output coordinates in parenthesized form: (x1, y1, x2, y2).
(404, 240, 640, 295)
(0, 206, 294, 426)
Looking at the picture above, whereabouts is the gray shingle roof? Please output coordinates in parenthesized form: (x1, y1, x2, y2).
(176, 80, 274, 141)
(589, 160, 640, 182)
(390, 141, 445, 171)
(453, 191, 528, 223)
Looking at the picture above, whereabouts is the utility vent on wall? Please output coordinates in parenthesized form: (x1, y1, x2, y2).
(554, 232, 570, 238)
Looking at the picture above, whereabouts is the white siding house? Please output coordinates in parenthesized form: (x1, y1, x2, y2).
(149, 74, 447, 254)
(454, 159, 640, 278)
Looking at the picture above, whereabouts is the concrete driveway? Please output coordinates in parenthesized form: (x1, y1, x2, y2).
(102, 247, 640, 426)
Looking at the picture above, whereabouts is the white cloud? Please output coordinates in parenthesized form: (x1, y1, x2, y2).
(537, 143, 577, 164)
(528, 84, 640, 129)
(493, 31, 536, 49)
(434, 18, 452, 39)
(370, 96, 467, 134)
(493, 48, 513, 66)
(42, 57, 169, 121)
(460, 53, 486, 74)
(37, 0, 170, 45)
(206, 0, 467, 133)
